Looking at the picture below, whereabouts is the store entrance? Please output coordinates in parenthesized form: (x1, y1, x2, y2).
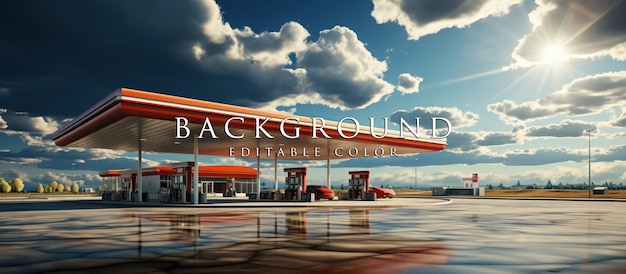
(203, 181, 227, 194)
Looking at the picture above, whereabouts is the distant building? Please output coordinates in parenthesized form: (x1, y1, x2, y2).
(593, 187, 608, 195)
(432, 173, 484, 196)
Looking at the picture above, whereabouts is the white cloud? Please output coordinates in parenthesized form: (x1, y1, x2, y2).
(294, 26, 395, 109)
(391, 106, 479, 129)
(191, 1, 395, 111)
(506, 0, 626, 69)
(371, 0, 522, 40)
(0, 169, 30, 183)
(0, 115, 6, 129)
(1, 112, 58, 135)
(610, 108, 626, 127)
(446, 131, 519, 151)
(488, 71, 626, 123)
(396, 73, 423, 94)
(526, 120, 597, 137)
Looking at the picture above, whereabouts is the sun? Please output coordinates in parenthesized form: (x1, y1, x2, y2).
(541, 43, 568, 64)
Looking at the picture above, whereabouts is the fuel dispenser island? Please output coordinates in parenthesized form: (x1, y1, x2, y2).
(284, 167, 307, 201)
(348, 170, 371, 200)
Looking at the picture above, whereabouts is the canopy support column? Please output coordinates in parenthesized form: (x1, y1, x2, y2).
(256, 154, 261, 200)
(193, 136, 199, 205)
(326, 147, 331, 188)
(274, 154, 278, 191)
(137, 138, 143, 203)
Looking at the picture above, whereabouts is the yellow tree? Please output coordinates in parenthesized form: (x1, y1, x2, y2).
(71, 182, 79, 193)
(56, 184, 65, 192)
(11, 178, 24, 193)
(1, 181, 12, 193)
(49, 181, 58, 192)
(36, 183, 44, 193)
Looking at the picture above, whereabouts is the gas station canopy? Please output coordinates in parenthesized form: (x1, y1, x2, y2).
(53, 88, 447, 159)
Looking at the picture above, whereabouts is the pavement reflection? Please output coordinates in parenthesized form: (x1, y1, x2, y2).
(1, 198, 626, 273)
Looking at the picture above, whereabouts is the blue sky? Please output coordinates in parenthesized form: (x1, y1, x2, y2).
(1, 0, 625, 190)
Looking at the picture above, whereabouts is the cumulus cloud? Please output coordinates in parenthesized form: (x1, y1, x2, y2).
(293, 26, 395, 109)
(391, 106, 479, 129)
(371, 0, 522, 40)
(0, 0, 395, 119)
(0, 169, 31, 186)
(611, 109, 626, 127)
(526, 120, 597, 137)
(446, 131, 519, 151)
(396, 73, 423, 94)
(0, 115, 6, 129)
(488, 71, 626, 123)
(0, 112, 58, 135)
(506, 0, 626, 69)
(335, 144, 626, 169)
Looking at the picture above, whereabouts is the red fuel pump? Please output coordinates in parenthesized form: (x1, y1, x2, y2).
(348, 171, 370, 200)
(284, 167, 307, 201)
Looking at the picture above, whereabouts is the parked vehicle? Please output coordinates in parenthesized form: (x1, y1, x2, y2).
(305, 185, 335, 200)
(368, 186, 396, 198)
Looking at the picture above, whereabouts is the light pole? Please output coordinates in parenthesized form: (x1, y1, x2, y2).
(72, 162, 76, 184)
(414, 157, 418, 191)
(584, 129, 593, 199)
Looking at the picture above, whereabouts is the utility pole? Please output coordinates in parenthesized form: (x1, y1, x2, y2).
(584, 129, 593, 199)
(414, 157, 418, 191)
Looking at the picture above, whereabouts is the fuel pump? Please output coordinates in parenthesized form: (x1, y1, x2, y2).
(348, 171, 370, 200)
(284, 167, 307, 201)
(169, 174, 185, 203)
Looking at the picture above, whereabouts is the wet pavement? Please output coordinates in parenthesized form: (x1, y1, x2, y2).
(0, 198, 625, 273)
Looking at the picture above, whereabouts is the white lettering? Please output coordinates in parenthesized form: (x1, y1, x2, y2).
(334, 147, 344, 157)
(337, 117, 359, 139)
(198, 117, 217, 139)
(431, 117, 452, 138)
(224, 117, 244, 139)
(175, 117, 190, 139)
(255, 117, 274, 139)
(369, 117, 388, 139)
(241, 147, 250, 157)
(280, 117, 300, 139)
(312, 117, 331, 138)
(399, 117, 420, 138)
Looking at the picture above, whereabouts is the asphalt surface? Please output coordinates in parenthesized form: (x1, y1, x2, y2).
(1, 197, 625, 273)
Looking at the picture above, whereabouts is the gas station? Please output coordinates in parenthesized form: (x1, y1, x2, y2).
(53, 88, 448, 204)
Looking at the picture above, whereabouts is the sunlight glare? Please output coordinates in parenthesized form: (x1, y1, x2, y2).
(542, 44, 568, 64)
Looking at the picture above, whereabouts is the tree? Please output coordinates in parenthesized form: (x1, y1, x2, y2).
(2, 181, 12, 193)
(49, 181, 58, 192)
(11, 178, 24, 192)
(386, 184, 394, 189)
(545, 180, 553, 189)
(37, 183, 44, 193)
(56, 184, 65, 192)
(71, 182, 79, 193)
